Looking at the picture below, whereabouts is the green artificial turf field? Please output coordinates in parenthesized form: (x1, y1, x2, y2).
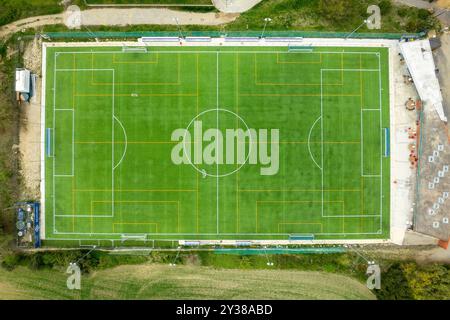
(43, 45, 390, 244)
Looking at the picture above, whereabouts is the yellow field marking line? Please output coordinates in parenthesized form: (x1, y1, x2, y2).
(75, 141, 180, 144)
(236, 53, 240, 233)
(73, 140, 361, 144)
(91, 52, 94, 84)
(341, 52, 344, 84)
(360, 54, 363, 233)
(72, 177, 75, 232)
(278, 222, 323, 233)
(360, 54, 364, 107)
(73, 54, 76, 109)
(240, 189, 359, 192)
(196, 53, 200, 233)
(91, 200, 179, 233)
(239, 93, 360, 97)
(276, 52, 322, 64)
(255, 53, 343, 86)
(255, 200, 343, 232)
(342, 197, 345, 232)
(113, 222, 159, 233)
(74, 93, 196, 97)
(72, 54, 76, 233)
(256, 82, 342, 86)
(112, 52, 159, 64)
(93, 82, 180, 86)
(92, 53, 181, 86)
(75, 189, 196, 192)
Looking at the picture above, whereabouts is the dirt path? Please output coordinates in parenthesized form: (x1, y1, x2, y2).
(0, 14, 63, 40)
(394, 0, 450, 25)
(434, 33, 450, 119)
(212, 0, 263, 13)
(0, 8, 238, 41)
(19, 38, 43, 200)
(78, 8, 237, 27)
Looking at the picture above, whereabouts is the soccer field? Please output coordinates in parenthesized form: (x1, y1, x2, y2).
(43, 45, 390, 244)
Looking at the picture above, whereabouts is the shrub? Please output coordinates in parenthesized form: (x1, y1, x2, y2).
(378, 0, 392, 15)
(1, 253, 23, 271)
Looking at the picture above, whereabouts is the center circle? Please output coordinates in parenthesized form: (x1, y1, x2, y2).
(183, 108, 252, 178)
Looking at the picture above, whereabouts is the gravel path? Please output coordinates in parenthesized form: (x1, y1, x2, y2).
(0, 14, 63, 40)
(0, 8, 238, 40)
(394, 0, 450, 25)
(212, 0, 263, 13)
(78, 8, 237, 27)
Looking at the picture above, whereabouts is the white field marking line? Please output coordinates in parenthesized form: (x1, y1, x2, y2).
(55, 68, 113, 71)
(52, 69, 115, 228)
(360, 109, 382, 179)
(216, 51, 219, 235)
(112, 115, 127, 170)
(49, 50, 386, 237)
(378, 53, 383, 232)
(321, 70, 324, 220)
(51, 229, 383, 236)
(54, 109, 74, 177)
(56, 215, 111, 218)
(321, 69, 379, 72)
(73, 109, 75, 176)
(56, 50, 381, 56)
(52, 52, 57, 233)
(321, 67, 384, 220)
(308, 116, 322, 170)
(112, 69, 115, 219)
(41, 44, 47, 239)
(360, 107, 363, 177)
(47, 128, 54, 158)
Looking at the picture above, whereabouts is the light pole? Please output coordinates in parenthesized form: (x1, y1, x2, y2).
(345, 19, 368, 39)
(173, 17, 183, 39)
(261, 17, 272, 38)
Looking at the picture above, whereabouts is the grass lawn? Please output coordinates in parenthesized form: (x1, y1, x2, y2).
(0, 263, 375, 299)
(43, 45, 390, 245)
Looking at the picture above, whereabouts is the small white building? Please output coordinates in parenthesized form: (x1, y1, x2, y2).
(15, 68, 31, 93)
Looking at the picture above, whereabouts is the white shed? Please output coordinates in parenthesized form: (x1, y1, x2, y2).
(15, 69, 30, 93)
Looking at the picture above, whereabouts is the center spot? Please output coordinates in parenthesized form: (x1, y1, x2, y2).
(182, 108, 252, 178)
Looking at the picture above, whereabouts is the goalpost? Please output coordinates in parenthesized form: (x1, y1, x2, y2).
(288, 45, 314, 52)
(121, 46, 148, 53)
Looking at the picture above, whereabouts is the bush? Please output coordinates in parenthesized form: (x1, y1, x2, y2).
(397, 7, 408, 17)
(376, 262, 450, 300)
(1, 253, 23, 271)
(0, 43, 6, 59)
(378, 0, 392, 14)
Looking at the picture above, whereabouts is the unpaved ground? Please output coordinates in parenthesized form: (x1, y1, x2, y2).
(0, 8, 238, 41)
(434, 33, 450, 120)
(19, 38, 43, 200)
(0, 14, 64, 40)
(394, 0, 450, 25)
(78, 8, 237, 27)
(361, 244, 450, 264)
(212, 0, 263, 13)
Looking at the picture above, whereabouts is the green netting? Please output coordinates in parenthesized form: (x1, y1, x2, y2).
(41, 30, 425, 40)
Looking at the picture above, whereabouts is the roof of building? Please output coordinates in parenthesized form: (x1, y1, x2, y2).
(15, 68, 30, 93)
